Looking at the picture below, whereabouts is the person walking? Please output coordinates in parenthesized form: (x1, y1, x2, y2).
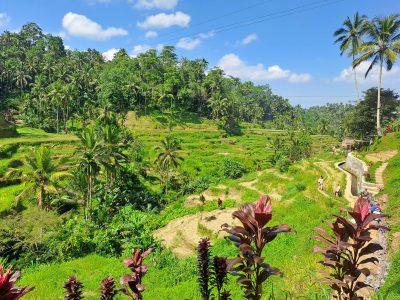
(334, 184, 341, 197)
(318, 176, 324, 191)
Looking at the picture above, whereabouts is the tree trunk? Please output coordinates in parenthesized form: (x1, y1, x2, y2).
(352, 54, 360, 104)
(38, 184, 44, 209)
(377, 59, 383, 136)
(56, 108, 59, 133)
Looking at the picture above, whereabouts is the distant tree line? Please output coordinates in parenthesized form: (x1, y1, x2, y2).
(0, 23, 296, 134)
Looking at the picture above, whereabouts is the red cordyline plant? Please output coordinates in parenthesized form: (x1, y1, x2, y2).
(197, 238, 212, 300)
(212, 256, 229, 300)
(63, 275, 84, 300)
(221, 195, 295, 300)
(0, 265, 33, 300)
(313, 196, 388, 299)
(197, 238, 231, 300)
(100, 277, 118, 300)
(120, 248, 153, 300)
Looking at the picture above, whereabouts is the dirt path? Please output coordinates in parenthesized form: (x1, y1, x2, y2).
(314, 161, 343, 199)
(239, 179, 262, 194)
(154, 208, 239, 258)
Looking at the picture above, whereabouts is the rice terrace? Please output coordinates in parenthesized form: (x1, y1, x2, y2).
(0, 0, 400, 299)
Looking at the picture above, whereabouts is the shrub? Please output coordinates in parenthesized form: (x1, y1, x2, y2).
(221, 195, 295, 299)
(0, 144, 19, 158)
(221, 158, 245, 179)
(276, 157, 291, 173)
(313, 196, 388, 299)
(48, 208, 158, 260)
(295, 182, 307, 191)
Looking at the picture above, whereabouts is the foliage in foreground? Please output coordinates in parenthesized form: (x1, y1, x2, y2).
(222, 195, 295, 300)
(314, 196, 388, 299)
(0, 265, 33, 299)
(197, 238, 230, 300)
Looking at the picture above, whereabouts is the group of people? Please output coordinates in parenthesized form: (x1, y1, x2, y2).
(318, 176, 382, 214)
(318, 175, 341, 197)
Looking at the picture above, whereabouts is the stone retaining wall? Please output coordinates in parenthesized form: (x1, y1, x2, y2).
(344, 153, 367, 191)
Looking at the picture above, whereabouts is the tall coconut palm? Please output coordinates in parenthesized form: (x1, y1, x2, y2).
(353, 15, 400, 135)
(77, 126, 105, 220)
(334, 12, 367, 103)
(101, 124, 127, 186)
(13, 64, 32, 100)
(154, 135, 183, 194)
(14, 145, 69, 209)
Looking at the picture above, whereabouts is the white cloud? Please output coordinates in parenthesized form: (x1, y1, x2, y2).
(176, 31, 214, 50)
(241, 33, 258, 45)
(102, 48, 119, 61)
(62, 12, 128, 40)
(334, 61, 400, 85)
(218, 54, 311, 83)
(132, 44, 151, 56)
(134, 0, 178, 10)
(177, 37, 201, 50)
(65, 45, 71, 50)
(219, 54, 289, 81)
(0, 12, 10, 28)
(289, 73, 312, 83)
(137, 11, 190, 29)
(145, 31, 158, 39)
(199, 31, 215, 39)
(131, 44, 163, 57)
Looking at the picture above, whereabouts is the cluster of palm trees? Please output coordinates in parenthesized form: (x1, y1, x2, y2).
(8, 116, 184, 219)
(334, 13, 400, 135)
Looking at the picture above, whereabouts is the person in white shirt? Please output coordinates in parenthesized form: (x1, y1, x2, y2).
(318, 176, 324, 191)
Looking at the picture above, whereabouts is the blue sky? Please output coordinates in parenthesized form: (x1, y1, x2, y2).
(0, 0, 399, 107)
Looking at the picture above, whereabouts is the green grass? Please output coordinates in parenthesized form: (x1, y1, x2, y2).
(0, 126, 78, 146)
(0, 183, 24, 212)
(370, 132, 400, 152)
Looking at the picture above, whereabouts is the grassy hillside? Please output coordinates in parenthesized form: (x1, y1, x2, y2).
(0, 115, 349, 299)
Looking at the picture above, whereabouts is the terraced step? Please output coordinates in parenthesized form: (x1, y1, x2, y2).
(366, 150, 398, 163)
(375, 162, 388, 185)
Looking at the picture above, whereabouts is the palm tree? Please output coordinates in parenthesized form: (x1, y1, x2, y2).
(318, 119, 330, 135)
(334, 12, 367, 103)
(154, 135, 183, 194)
(101, 124, 127, 186)
(77, 126, 105, 220)
(13, 64, 32, 100)
(14, 145, 69, 209)
(353, 15, 400, 135)
(48, 80, 65, 133)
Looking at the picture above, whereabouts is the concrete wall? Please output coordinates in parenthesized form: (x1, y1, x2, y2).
(344, 153, 367, 192)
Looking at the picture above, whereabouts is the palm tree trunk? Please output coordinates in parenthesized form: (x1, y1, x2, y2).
(39, 184, 44, 209)
(377, 59, 383, 136)
(56, 108, 59, 133)
(352, 54, 360, 104)
(165, 172, 169, 194)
